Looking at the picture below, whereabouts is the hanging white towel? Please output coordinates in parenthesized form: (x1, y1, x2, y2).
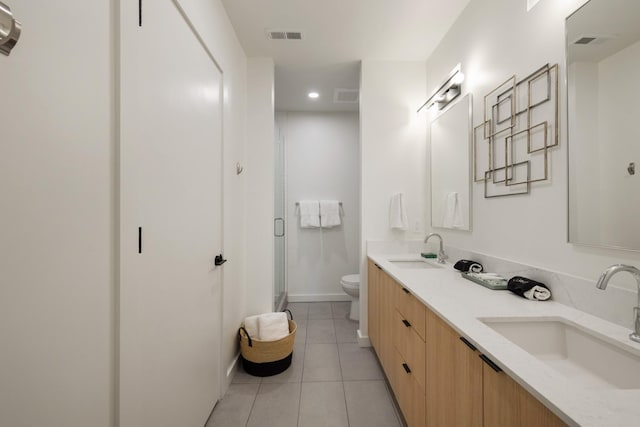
(389, 193, 409, 230)
(258, 312, 290, 341)
(320, 200, 341, 228)
(443, 192, 464, 228)
(299, 200, 320, 228)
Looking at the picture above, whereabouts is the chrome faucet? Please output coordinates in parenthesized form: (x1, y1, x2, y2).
(595, 264, 640, 344)
(424, 233, 446, 264)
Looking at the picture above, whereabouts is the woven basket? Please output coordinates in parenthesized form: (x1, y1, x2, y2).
(238, 312, 296, 377)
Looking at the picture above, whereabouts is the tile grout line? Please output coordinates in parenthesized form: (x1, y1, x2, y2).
(334, 317, 348, 427)
(295, 304, 309, 427)
(243, 381, 261, 427)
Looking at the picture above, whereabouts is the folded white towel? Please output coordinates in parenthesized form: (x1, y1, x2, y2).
(524, 285, 551, 301)
(389, 193, 408, 230)
(320, 200, 341, 228)
(299, 200, 320, 228)
(443, 192, 464, 228)
(258, 312, 290, 341)
(243, 315, 260, 339)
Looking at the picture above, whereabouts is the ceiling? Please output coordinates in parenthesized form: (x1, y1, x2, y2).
(221, 0, 471, 112)
(566, 0, 640, 63)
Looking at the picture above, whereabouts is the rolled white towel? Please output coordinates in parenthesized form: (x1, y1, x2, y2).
(258, 312, 290, 341)
(524, 285, 551, 301)
(243, 315, 260, 339)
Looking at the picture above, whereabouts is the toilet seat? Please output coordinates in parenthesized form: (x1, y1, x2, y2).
(340, 274, 360, 287)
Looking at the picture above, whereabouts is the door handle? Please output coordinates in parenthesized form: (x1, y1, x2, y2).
(274, 217, 285, 237)
(214, 254, 227, 266)
(402, 319, 411, 328)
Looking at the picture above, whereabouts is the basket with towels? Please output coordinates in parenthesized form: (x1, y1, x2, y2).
(238, 309, 296, 377)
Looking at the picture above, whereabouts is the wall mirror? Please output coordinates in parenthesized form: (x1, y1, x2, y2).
(430, 93, 472, 230)
(567, 0, 640, 251)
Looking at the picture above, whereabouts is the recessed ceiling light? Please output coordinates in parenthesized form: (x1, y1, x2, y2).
(308, 92, 319, 99)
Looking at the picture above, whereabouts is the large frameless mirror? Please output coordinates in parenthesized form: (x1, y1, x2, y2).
(567, 0, 640, 251)
(430, 93, 472, 231)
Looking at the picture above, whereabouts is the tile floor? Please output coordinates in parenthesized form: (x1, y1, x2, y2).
(206, 302, 403, 427)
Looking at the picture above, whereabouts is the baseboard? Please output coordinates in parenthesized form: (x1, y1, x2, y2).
(287, 293, 351, 302)
(357, 329, 371, 347)
(226, 352, 240, 380)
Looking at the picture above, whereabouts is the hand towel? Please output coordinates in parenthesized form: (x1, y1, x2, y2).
(443, 192, 464, 228)
(389, 193, 408, 230)
(243, 315, 260, 339)
(507, 276, 552, 301)
(258, 312, 290, 341)
(320, 200, 341, 228)
(453, 259, 484, 273)
(299, 200, 320, 228)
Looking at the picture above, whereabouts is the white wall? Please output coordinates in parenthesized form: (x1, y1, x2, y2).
(425, 0, 640, 291)
(359, 60, 428, 336)
(245, 58, 275, 315)
(0, 2, 115, 426)
(0, 0, 250, 424)
(278, 112, 361, 301)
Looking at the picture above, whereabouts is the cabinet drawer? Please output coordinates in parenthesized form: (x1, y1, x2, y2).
(394, 281, 426, 340)
(393, 309, 426, 389)
(393, 348, 426, 427)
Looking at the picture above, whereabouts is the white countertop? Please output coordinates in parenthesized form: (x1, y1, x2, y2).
(368, 252, 640, 427)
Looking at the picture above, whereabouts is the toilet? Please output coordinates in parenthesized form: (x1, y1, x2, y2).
(340, 274, 360, 321)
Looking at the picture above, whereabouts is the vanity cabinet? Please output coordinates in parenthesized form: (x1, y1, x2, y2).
(368, 260, 425, 426)
(368, 259, 568, 427)
(425, 308, 483, 427)
(367, 260, 380, 350)
(483, 362, 566, 427)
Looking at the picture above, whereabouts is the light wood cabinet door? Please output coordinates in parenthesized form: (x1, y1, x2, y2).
(393, 309, 426, 389)
(483, 361, 567, 427)
(425, 308, 483, 427)
(367, 260, 380, 351)
(379, 271, 396, 382)
(395, 281, 426, 340)
(393, 348, 426, 427)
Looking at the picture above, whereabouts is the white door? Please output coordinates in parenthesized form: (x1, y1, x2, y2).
(119, 1, 223, 426)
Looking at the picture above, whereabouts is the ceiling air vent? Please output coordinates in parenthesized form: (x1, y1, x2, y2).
(574, 36, 597, 45)
(266, 30, 303, 40)
(572, 34, 615, 45)
(333, 89, 359, 104)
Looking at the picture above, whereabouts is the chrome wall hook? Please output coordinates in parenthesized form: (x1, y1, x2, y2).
(0, 2, 21, 56)
(628, 162, 635, 176)
(236, 162, 244, 175)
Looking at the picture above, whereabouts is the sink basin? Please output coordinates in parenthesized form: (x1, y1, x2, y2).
(481, 317, 640, 389)
(389, 260, 442, 269)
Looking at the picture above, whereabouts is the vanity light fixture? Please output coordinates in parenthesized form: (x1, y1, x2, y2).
(308, 91, 319, 99)
(417, 64, 464, 113)
(0, 1, 21, 56)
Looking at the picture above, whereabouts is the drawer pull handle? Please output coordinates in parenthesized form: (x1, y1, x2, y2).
(479, 354, 502, 373)
(459, 336, 477, 351)
(402, 288, 410, 294)
(402, 319, 411, 327)
(402, 363, 411, 374)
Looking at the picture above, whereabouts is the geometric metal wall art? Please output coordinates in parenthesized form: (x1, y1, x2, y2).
(473, 63, 559, 198)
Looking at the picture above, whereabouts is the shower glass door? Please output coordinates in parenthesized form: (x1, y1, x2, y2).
(274, 119, 287, 311)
